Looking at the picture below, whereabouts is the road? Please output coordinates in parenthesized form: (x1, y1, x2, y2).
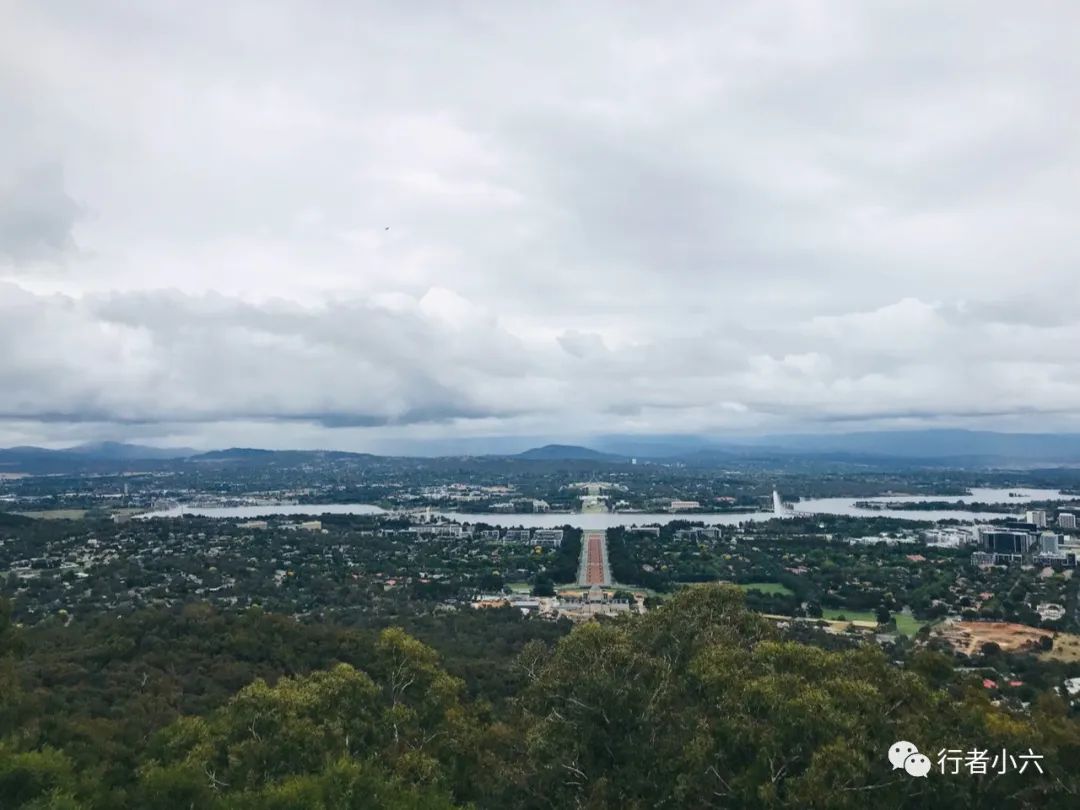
(580, 529, 611, 586)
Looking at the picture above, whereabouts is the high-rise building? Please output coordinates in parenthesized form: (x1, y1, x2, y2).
(1058, 512, 1077, 529)
(1026, 509, 1048, 528)
(975, 526, 1035, 554)
(1039, 532, 1062, 554)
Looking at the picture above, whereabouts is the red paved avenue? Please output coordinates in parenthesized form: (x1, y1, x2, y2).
(584, 530, 606, 585)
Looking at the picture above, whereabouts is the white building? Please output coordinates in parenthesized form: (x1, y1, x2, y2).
(922, 527, 973, 548)
(1037, 603, 1066, 621)
(281, 520, 323, 532)
(1058, 512, 1076, 529)
(533, 529, 564, 548)
(1038, 532, 1063, 554)
(669, 500, 701, 511)
(410, 523, 465, 538)
(1026, 509, 1048, 528)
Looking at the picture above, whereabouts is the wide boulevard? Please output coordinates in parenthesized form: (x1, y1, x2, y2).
(579, 529, 611, 586)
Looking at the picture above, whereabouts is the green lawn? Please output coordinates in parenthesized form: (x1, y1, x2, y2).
(894, 613, 928, 637)
(818, 608, 927, 636)
(15, 509, 88, 520)
(820, 608, 877, 624)
(736, 582, 794, 596)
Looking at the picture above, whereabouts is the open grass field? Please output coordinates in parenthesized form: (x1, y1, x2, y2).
(15, 509, 89, 520)
(894, 613, 929, 637)
(938, 621, 1052, 656)
(736, 582, 794, 596)
(762, 614, 875, 633)
(1042, 631, 1080, 663)
(821, 608, 877, 624)
(14, 507, 144, 521)
(931, 620, 1080, 662)
(764, 609, 928, 636)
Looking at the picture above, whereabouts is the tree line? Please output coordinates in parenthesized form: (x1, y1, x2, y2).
(2, 587, 1079, 808)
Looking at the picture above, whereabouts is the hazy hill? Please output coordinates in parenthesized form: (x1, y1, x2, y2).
(5, 430, 1080, 473)
(192, 448, 380, 463)
(69, 441, 197, 460)
(751, 429, 1080, 462)
(593, 429, 1080, 466)
(516, 444, 624, 461)
(0, 443, 195, 473)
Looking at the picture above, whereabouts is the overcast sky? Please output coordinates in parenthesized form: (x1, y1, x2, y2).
(1, 1, 1079, 451)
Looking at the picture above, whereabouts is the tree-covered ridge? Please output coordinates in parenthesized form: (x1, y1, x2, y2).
(517, 588, 1079, 808)
(3, 587, 1079, 808)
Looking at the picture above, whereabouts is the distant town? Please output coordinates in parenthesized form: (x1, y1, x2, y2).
(3, 443, 1079, 682)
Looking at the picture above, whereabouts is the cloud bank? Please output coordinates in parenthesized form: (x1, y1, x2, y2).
(1, 2, 1078, 449)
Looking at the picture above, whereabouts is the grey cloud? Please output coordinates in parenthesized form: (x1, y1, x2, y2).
(0, 284, 547, 430)
(558, 330, 608, 359)
(0, 165, 81, 263)
(4, 283, 1080, 446)
(1, 3, 1080, 447)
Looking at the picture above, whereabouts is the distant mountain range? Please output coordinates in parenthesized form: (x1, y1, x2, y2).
(0, 442, 197, 473)
(750, 429, 1080, 460)
(515, 444, 624, 461)
(594, 430, 1080, 465)
(193, 448, 378, 463)
(4, 430, 1080, 473)
(68, 441, 198, 460)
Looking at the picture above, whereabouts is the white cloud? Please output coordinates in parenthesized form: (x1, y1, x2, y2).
(1, 1, 1079, 447)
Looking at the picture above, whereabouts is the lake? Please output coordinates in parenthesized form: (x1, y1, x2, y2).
(138, 488, 1076, 527)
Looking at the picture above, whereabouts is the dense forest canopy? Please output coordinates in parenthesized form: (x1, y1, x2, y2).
(2, 586, 1078, 809)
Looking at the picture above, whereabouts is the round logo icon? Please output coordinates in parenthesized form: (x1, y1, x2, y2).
(904, 752, 932, 778)
(889, 741, 919, 770)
